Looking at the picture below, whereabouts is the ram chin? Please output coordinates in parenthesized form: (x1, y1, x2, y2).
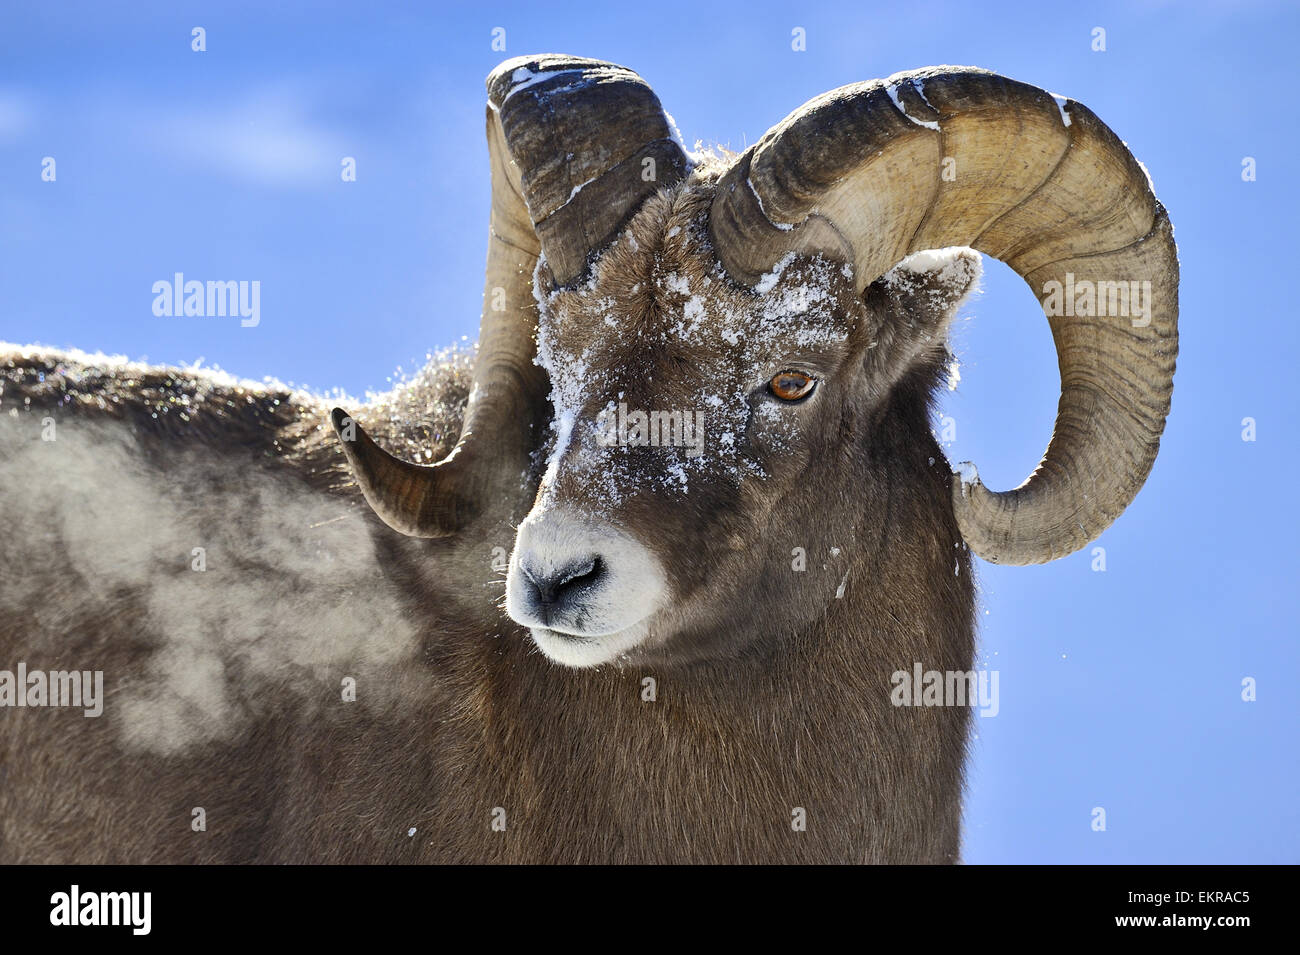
(529, 620, 653, 668)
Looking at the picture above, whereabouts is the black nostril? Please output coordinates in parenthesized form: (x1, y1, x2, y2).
(558, 557, 601, 589)
(524, 557, 604, 610)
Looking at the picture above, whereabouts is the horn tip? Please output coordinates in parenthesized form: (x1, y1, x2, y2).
(329, 406, 355, 437)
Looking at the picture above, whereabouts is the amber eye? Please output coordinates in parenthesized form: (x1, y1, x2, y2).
(769, 370, 817, 402)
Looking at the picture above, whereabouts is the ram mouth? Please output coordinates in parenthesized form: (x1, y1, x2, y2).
(528, 618, 656, 668)
(532, 627, 593, 644)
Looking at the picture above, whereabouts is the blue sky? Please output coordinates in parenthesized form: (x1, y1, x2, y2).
(2, 0, 1296, 862)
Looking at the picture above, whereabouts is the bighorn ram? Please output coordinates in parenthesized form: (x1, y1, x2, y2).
(0, 55, 1177, 863)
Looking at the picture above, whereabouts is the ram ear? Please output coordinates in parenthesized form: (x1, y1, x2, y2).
(859, 247, 982, 396)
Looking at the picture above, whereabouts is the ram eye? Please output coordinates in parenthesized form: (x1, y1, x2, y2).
(769, 370, 817, 402)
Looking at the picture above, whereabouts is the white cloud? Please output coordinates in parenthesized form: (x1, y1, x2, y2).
(136, 84, 350, 188)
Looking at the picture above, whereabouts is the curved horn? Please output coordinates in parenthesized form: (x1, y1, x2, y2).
(710, 67, 1178, 565)
(486, 53, 690, 286)
(336, 55, 688, 536)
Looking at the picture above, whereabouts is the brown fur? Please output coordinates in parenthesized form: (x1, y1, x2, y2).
(0, 172, 978, 863)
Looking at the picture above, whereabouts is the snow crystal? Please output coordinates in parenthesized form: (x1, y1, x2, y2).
(1136, 158, 1156, 194)
(1049, 93, 1072, 127)
(954, 461, 980, 491)
(890, 247, 970, 278)
(502, 67, 588, 104)
(682, 295, 706, 331)
(754, 253, 798, 295)
(566, 176, 597, 205)
(911, 78, 936, 112)
(531, 253, 552, 311)
(0, 341, 315, 402)
(886, 80, 941, 132)
(663, 272, 692, 296)
(663, 110, 703, 169)
(747, 176, 795, 231)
